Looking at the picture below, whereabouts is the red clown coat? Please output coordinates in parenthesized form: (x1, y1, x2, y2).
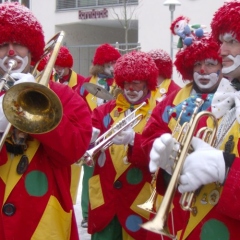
(87, 91, 159, 239)
(141, 81, 240, 240)
(53, 69, 85, 91)
(0, 82, 92, 240)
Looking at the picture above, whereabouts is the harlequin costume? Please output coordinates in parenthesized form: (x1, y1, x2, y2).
(0, 3, 92, 239)
(88, 51, 159, 239)
(53, 46, 85, 91)
(77, 43, 121, 227)
(141, 37, 230, 239)
(0, 82, 92, 240)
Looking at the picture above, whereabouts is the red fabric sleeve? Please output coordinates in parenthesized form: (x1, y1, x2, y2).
(31, 81, 92, 167)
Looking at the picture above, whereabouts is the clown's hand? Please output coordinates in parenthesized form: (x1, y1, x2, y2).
(11, 73, 36, 85)
(149, 133, 178, 174)
(0, 95, 9, 132)
(178, 137, 226, 193)
(111, 126, 135, 146)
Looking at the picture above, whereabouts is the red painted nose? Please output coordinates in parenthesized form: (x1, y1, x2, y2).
(8, 49, 15, 56)
(200, 68, 205, 74)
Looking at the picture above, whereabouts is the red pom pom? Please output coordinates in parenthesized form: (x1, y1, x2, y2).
(171, 112, 177, 118)
(93, 43, 121, 65)
(55, 46, 73, 68)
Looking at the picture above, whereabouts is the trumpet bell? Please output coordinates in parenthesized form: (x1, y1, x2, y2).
(141, 218, 175, 239)
(3, 82, 62, 134)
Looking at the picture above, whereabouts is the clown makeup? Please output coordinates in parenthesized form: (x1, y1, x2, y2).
(0, 55, 29, 74)
(123, 80, 148, 103)
(103, 62, 114, 77)
(193, 59, 222, 92)
(54, 65, 68, 78)
(0, 43, 30, 74)
(219, 33, 240, 79)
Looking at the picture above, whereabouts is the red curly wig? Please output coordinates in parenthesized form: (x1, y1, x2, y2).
(211, 1, 240, 43)
(114, 51, 158, 90)
(55, 46, 73, 68)
(148, 49, 173, 79)
(93, 43, 121, 65)
(174, 37, 222, 81)
(0, 2, 44, 62)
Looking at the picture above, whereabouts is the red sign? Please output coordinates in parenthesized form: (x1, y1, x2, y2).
(79, 8, 108, 20)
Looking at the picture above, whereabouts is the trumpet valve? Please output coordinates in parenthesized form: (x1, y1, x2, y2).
(82, 153, 95, 167)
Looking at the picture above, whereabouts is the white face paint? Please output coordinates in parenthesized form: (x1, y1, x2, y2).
(222, 54, 240, 74)
(0, 55, 29, 73)
(124, 89, 144, 103)
(57, 68, 65, 78)
(193, 72, 219, 90)
(104, 62, 114, 77)
(220, 33, 240, 75)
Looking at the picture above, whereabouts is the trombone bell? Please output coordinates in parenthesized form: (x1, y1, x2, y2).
(3, 82, 62, 134)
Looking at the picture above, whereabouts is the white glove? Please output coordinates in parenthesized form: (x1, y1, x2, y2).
(111, 126, 135, 146)
(11, 73, 36, 85)
(0, 95, 9, 132)
(90, 127, 100, 144)
(149, 133, 177, 174)
(178, 137, 226, 193)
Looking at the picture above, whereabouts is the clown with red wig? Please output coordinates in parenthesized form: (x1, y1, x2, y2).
(87, 51, 161, 239)
(53, 46, 85, 90)
(77, 43, 121, 228)
(53, 46, 86, 206)
(79, 43, 121, 110)
(152, 1, 240, 239)
(148, 49, 180, 103)
(0, 2, 92, 239)
(141, 35, 228, 239)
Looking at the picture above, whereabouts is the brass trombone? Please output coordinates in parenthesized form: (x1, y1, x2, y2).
(141, 98, 218, 239)
(79, 101, 146, 166)
(0, 31, 65, 151)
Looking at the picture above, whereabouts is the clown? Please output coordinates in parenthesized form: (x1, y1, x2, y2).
(170, 16, 205, 49)
(87, 51, 160, 240)
(78, 43, 121, 228)
(147, 49, 180, 103)
(0, 2, 92, 240)
(79, 43, 121, 109)
(53, 46, 85, 90)
(140, 36, 227, 240)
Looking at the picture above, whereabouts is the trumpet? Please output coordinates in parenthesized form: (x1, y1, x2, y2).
(137, 103, 187, 214)
(0, 31, 65, 151)
(79, 101, 146, 166)
(141, 98, 218, 239)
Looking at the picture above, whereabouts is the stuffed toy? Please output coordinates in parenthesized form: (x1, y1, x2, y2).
(170, 16, 206, 49)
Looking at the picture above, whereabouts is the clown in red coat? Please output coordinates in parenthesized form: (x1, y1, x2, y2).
(87, 51, 159, 240)
(0, 3, 92, 239)
(76, 43, 121, 228)
(141, 36, 235, 240)
(53, 46, 85, 91)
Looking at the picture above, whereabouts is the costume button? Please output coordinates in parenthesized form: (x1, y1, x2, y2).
(3, 203, 16, 216)
(113, 180, 122, 189)
(17, 155, 29, 174)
